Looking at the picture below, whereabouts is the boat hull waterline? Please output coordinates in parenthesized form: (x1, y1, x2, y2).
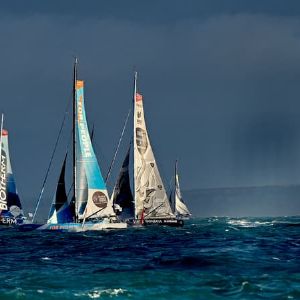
(143, 218, 184, 227)
(0, 216, 23, 226)
(37, 221, 127, 232)
(126, 218, 184, 227)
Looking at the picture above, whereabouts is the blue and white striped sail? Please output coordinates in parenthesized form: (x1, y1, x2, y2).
(0, 129, 23, 224)
(75, 80, 114, 220)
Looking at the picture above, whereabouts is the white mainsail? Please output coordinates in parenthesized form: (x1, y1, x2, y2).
(133, 73, 174, 220)
(174, 162, 191, 217)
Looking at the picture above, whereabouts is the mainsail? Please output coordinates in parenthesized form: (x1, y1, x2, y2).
(75, 80, 114, 220)
(47, 154, 73, 224)
(174, 161, 191, 218)
(0, 129, 23, 221)
(133, 73, 174, 220)
(111, 145, 134, 219)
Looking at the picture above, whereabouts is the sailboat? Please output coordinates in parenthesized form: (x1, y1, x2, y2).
(0, 114, 24, 226)
(112, 72, 183, 227)
(169, 160, 191, 220)
(36, 59, 127, 231)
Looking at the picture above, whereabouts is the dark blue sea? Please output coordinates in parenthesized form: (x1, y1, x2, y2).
(0, 217, 299, 299)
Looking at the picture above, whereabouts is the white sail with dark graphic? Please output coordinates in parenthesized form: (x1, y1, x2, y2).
(133, 73, 175, 221)
(112, 72, 183, 226)
(0, 116, 24, 225)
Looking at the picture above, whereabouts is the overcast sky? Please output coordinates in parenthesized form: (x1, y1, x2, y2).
(1, 1, 300, 214)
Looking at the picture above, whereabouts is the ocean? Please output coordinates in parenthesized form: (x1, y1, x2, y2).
(0, 217, 299, 299)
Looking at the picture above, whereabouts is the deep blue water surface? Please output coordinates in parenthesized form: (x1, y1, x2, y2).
(0, 217, 299, 299)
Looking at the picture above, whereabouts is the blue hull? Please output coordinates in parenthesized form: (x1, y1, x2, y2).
(17, 223, 43, 231)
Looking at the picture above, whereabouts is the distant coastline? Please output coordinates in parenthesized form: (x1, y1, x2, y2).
(183, 185, 300, 217)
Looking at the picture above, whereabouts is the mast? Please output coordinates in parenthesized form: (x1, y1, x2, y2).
(175, 159, 178, 215)
(73, 58, 78, 222)
(133, 71, 137, 219)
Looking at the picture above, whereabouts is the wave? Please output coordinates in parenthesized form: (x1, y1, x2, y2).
(227, 219, 274, 228)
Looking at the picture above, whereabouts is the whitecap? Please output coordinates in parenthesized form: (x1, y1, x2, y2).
(227, 219, 272, 228)
(41, 257, 51, 261)
(86, 288, 127, 298)
(272, 257, 280, 260)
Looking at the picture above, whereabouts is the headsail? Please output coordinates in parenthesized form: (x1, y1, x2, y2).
(111, 145, 134, 219)
(174, 161, 191, 218)
(133, 73, 174, 220)
(75, 80, 114, 220)
(0, 129, 23, 221)
(172, 160, 192, 218)
(47, 154, 73, 224)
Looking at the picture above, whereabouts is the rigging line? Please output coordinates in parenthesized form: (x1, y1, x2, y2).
(167, 174, 175, 196)
(49, 127, 73, 203)
(82, 206, 106, 226)
(67, 183, 73, 199)
(105, 107, 131, 184)
(144, 203, 164, 219)
(32, 92, 72, 223)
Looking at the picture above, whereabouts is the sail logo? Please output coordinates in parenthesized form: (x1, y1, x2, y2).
(136, 128, 148, 155)
(136, 106, 143, 125)
(92, 191, 108, 208)
(0, 217, 16, 225)
(0, 153, 7, 210)
(77, 93, 92, 158)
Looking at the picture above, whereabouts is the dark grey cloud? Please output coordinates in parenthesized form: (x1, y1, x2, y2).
(0, 4, 300, 216)
(2, 0, 300, 21)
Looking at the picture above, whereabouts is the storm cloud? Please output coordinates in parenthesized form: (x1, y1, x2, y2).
(1, 1, 300, 215)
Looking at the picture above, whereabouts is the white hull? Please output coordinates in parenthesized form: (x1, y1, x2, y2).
(37, 220, 127, 232)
